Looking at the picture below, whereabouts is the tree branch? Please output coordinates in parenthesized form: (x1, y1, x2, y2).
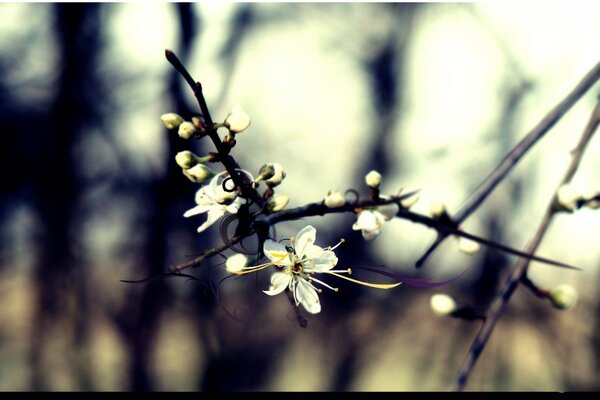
(453, 94, 600, 391)
(416, 59, 600, 268)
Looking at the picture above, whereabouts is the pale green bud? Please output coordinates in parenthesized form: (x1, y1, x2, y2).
(224, 105, 251, 133)
(430, 294, 458, 316)
(429, 201, 447, 218)
(178, 121, 197, 139)
(324, 190, 346, 208)
(226, 253, 248, 274)
(267, 194, 289, 212)
(175, 150, 200, 169)
(183, 164, 217, 184)
(161, 113, 184, 129)
(365, 170, 382, 189)
(256, 163, 286, 187)
(549, 284, 578, 310)
(457, 237, 480, 255)
(397, 188, 419, 209)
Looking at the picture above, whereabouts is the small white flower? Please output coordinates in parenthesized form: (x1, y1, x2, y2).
(226, 253, 248, 274)
(258, 225, 400, 314)
(549, 284, 578, 310)
(266, 194, 289, 213)
(178, 121, 197, 139)
(324, 190, 346, 208)
(430, 293, 458, 316)
(160, 113, 184, 129)
(224, 105, 251, 133)
(262, 226, 339, 314)
(457, 237, 480, 255)
(183, 163, 217, 184)
(352, 202, 399, 241)
(183, 170, 252, 233)
(365, 170, 382, 189)
(556, 184, 581, 211)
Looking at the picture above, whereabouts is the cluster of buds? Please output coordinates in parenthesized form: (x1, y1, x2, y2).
(162, 105, 293, 231)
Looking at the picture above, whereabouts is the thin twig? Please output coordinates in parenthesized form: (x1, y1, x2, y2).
(416, 60, 600, 268)
(453, 95, 600, 391)
(262, 198, 577, 270)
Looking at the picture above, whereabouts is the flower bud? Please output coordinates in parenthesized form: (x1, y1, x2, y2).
(549, 284, 578, 310)
(365, 170, 382, 189)
(160, 113, 184, 129)
(175, 150, 201, 169)
(256, 163, 286, 187)
(398, 189, 419, 209)
(178, 121, 197, 139)
(582, 189, 600, 209)
(324, 190, 346, 208)
(224, 105, 251, 133)
(457, 237, 480, 255)
(182, 164, 217, 184)
(430, 294, 458, 316)
(556, 184, 580, 211)
(226, 253, 248, 274)
(267, 194, 289, 213)
(429, 201, 447, 218)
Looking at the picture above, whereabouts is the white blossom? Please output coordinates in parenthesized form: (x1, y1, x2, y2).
(352, 202, 399, 241)
(229, 226, 401, 314)
(183, 170, 251, 233)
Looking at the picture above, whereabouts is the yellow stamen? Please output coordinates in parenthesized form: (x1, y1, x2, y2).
(326, 271, 402, 289)
(328, 238, 345, 251)
(233, 261, 275, 275)
(233, 254, 288, 275)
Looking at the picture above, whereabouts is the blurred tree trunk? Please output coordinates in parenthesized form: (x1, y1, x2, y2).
(328, 3, 419, 391)
(115, 3, 200, 391)
(28, 3, 102, 390)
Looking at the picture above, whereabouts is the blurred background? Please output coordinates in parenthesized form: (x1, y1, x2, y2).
(1, 1, 600, 391)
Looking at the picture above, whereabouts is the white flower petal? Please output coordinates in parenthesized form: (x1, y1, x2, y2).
(196, 208, 226, 233)
(295, 278, 321, 314)
(183, 204, 212, 218)
(263, 272, 291, 296)
(352, 210, 377, 231)
(377, 203, 399, 220)
(295, 225, 316, 257)
(263, 240, 291, 265)
(362, 228, 381, 241)
(305, 250, 338, 272)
